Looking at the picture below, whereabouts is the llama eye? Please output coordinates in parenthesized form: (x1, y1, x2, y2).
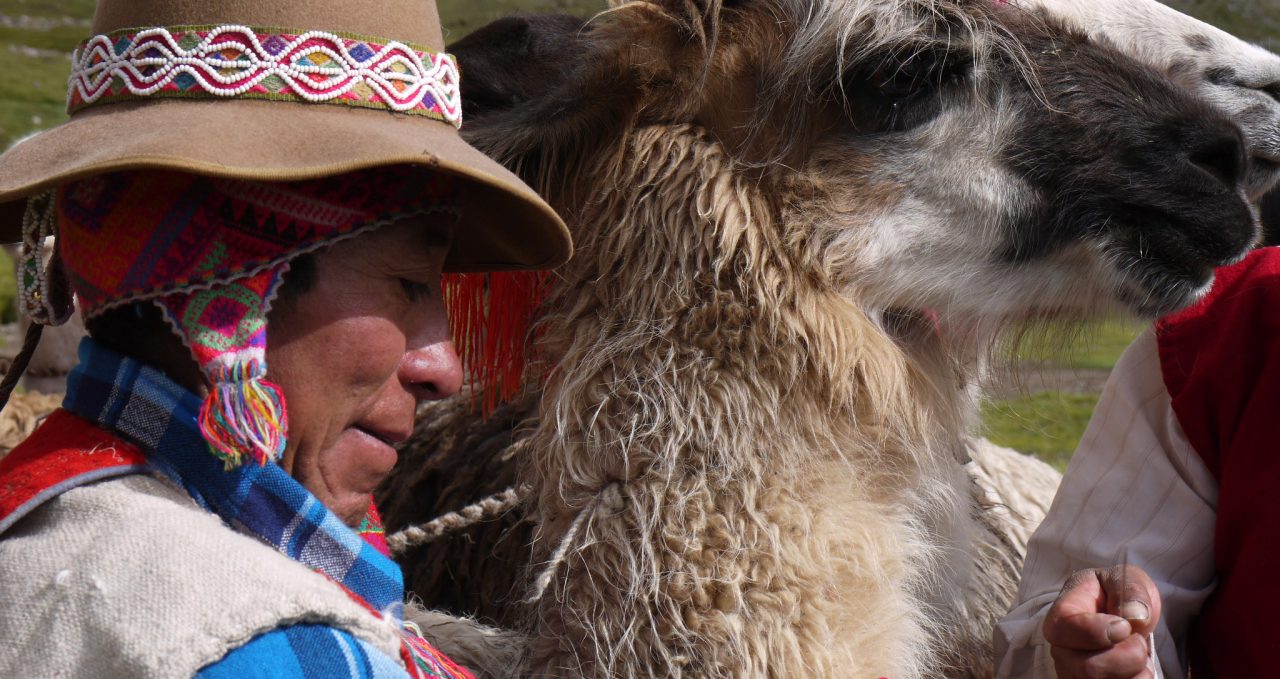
(873, 59, 934, 100)
(843, 48, 972, 133)
(872, 50, 969, 100)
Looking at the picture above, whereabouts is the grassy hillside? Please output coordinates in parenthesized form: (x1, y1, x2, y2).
(0, 0, 92, 149)
(439, 0, 605, 41)
(1165, 0, 1280, 51)
(981, 318, 1145, 469)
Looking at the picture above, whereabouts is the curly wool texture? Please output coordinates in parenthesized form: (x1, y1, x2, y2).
(512, 125, 964, 678)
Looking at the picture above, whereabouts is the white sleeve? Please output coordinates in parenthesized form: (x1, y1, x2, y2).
(993, 329, 1218, 679)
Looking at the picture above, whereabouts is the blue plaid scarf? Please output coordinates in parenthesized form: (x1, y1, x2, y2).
(63, 337, 406, 619)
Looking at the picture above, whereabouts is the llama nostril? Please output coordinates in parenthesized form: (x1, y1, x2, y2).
(1187, 130, 1246, 190)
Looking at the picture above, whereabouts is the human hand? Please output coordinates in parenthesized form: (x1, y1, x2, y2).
(1042, 565, 1162, 679)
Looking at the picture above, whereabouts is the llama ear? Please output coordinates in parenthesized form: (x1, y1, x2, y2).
(451, 15, 589, 121)
(630, 0, 748, 18)
(453, 14, 648, 183)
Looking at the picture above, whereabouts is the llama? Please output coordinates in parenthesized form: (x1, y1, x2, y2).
(378, 1, 1263, 676)
(1019, 0, 1280, 203)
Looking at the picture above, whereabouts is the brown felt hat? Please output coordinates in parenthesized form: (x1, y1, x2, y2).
(0, 0, 571, 272)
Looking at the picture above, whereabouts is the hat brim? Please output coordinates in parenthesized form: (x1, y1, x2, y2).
(0, 98, 571, 272)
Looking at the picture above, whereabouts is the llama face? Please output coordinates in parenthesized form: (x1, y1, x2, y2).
(789, 7, 1259, 319)
(1022, 0, 1280, 200)
(452, 0, 1258, 321)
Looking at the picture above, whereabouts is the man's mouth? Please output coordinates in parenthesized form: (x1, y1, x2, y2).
(352, 424, 409, 447)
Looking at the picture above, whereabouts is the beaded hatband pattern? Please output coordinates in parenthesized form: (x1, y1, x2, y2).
(67, 25, 462, 127)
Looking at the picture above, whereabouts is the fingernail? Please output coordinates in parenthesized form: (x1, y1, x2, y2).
(1106, 618, 1132, 644)
(1120, 600, 1151, 622)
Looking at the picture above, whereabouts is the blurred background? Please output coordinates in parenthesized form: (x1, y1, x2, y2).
(0, 0, 1276, 466)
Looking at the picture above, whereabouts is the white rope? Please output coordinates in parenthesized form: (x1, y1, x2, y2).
(386, 480, 627, 606)
(387, 486, 525, 555)
(523, 481, 624, 605)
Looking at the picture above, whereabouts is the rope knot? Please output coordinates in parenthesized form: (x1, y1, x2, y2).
(524, 480, 629, 604)
(600, 480, 626, 515)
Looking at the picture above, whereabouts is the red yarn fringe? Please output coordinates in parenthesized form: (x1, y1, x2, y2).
(442, 271, 547, 415)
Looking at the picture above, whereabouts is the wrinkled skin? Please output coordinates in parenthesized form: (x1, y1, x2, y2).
(268, 219, 462, 526)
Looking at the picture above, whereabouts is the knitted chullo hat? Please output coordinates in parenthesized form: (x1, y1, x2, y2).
(0, 0, 571, 461)
(50, 168, 458, 468)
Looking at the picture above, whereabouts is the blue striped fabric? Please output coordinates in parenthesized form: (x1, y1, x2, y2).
(62, 339, 419, 677)
(196, 625, 409, 679)
(64, 338, 405, 614)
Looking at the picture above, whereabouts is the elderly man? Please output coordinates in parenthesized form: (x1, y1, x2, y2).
(0, 1, 570, 677)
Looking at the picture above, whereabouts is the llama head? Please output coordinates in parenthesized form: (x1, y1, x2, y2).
(1022, 0, 1280, 201)
(454, 0, 1258, 323)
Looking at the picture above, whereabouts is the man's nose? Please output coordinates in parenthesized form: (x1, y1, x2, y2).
(400, 340, 464, 402)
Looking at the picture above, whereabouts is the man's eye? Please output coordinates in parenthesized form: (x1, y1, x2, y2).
(400, 278, 433, 300)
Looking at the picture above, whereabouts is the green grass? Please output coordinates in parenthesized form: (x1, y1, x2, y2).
(0, 23, 84, 52)
(981, 318, 1144, 468)
(0, 0, 94, 19)
(439, 0, 606, 41)
(0, 44, 72, 148)
(1059, 320, 1145, 371)
(982, 391, 1101, 471)
(1164, 0, 1280, 51)
(0, 249, 14, 324)
(1003, 317, 1145, 371)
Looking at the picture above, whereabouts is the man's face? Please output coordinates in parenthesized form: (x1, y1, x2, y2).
(266, 217, 462, 526)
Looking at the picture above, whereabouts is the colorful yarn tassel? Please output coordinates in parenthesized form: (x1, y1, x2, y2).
(443, 270, 547, 415)
(198, 360, 288, 469)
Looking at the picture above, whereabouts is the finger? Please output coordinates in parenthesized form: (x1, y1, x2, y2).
(1052, 569, 1107, 617)
(1051, 633, 1152, 679)
(1045, 571, 1135, 650)
(1100, 565, 1163, 634)
(1045, 610, 1133, 651)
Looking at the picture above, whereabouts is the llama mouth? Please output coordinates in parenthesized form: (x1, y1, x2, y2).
(1109, 252, 1216, 317)
(1248, 154, 1280, 198)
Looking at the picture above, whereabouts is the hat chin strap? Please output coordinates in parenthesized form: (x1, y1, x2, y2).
(19, 191, 74, 327)
(0, 192, 77, 413)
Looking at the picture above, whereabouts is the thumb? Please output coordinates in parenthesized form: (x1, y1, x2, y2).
(1100, 564, 1163, 635)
